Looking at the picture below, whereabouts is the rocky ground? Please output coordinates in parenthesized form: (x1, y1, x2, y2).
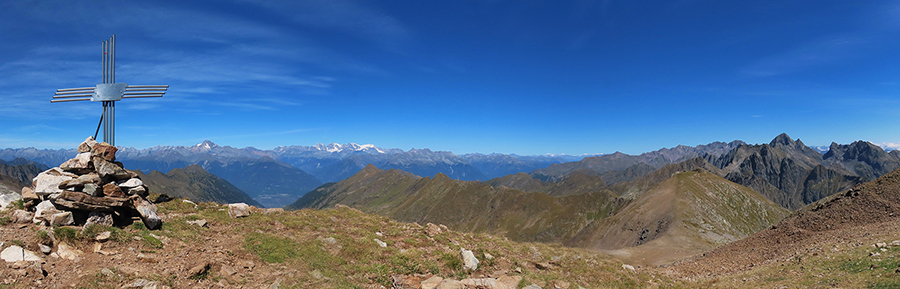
(0, 199, 682, 289)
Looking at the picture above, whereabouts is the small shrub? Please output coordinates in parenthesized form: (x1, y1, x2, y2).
(0, 216, 10, 226)
(10, 239, 25, 247)
(439, 251, 463, 272)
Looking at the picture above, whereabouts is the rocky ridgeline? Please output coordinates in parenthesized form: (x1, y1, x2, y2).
(15, 137, 161, 229)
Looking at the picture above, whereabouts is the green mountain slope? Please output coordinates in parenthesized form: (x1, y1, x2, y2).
(137, 164, 262, 207)
(567, 169, 790, 266)
(288, 164, 625, 243)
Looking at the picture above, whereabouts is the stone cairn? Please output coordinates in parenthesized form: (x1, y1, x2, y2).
(18, 137, 161, 229)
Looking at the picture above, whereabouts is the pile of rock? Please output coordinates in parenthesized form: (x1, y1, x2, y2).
(16, 137, 161, 229)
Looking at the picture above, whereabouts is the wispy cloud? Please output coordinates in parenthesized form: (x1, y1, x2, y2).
(879, 142, 900, 151)
(741, 36, 868, 77)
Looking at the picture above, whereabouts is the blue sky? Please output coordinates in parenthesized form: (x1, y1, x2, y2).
(1, 1, 899, 155)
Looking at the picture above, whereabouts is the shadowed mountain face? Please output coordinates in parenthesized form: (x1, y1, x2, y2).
(198, 158, 321, 208)
(0, 158, 47, 185)
(137, 165, 262, 207)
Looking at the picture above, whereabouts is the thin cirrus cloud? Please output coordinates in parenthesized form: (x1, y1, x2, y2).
(741, 36, 868, 77)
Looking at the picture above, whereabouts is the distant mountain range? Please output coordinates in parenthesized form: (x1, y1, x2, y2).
(0, 141, 583, 207)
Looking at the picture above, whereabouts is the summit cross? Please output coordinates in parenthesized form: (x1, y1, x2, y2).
(51, 35, 168, 146)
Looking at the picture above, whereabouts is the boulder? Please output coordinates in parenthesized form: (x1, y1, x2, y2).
(435, 279, 464, 289)
(83, 183, 100, 197)
(1, 245, 43, 262)
(77, 136, 98, 153)
(460, 248, 479, 271)
(425, 222, 443, 236)
(227, 203, 251, 218)
(94, 231, 112, 242)
(21, 187, 38, 201)
(50, 191, 128, 212)
(32, 168, 76, 196)
(90, 142, 118, 161)
(186, 219, 208, 227)
(60, 152, 92, 173)
(132, 196, 162, 229)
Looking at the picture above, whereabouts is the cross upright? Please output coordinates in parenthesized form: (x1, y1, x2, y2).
(51, 35, 168, 146)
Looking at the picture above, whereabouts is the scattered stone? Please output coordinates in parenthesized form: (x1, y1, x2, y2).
(136, 253, 159, 263)
(460, 278, 509, 288)
(48, 211, 74, 226)
(875, 242, 887, 248)
(421, 276, 444, 289)
(310, 269, 324, 279)
(622, 264, 636, 271)
(182, 199, 197, 208)
(375, 238, 387, 248)
(227, 203, 251, 218)
(238, 260, 255, 270)
(94, 231, 112, 242)
(85, 211, 115, 227)
(392, 275, 423, 289)
(1, 246, 43, 262)
(551, 280, 571, 289)
(125, 278, 167, 289)
(264, 208, 284, 214)
(11, 210, 34, 223)
(56, 243, 82, 261)
(534, 262, 552, 270)
(186, 219, 208, 227)
(375, 231, 384, 237)
(498, 275, 522, 288)
(317, 236, 337, 245)
(25, 261, 46, 278)
(523, 285, 543, 289)
(38, 244, 51, 255)
(891, 240, 900, 247)
(436, 279, 464, 289)
(219, 264, 237, 276)
(425, 222, 443, 236)
(188, 261, 210, 277)
(460, 248, 479, 271)
(484, 252, 494, 260)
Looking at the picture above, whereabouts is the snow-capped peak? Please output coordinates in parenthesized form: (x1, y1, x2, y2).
(196, 140, 218, 149)
(313, 142, 385, 153)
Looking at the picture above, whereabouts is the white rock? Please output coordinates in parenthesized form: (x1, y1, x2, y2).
(622, 264, 635, 271)
(117, 178, 143, 188)
(49, 211, 74, 226)
(33, 200, 60, 224)
(1, 245, 43, 262)
(56, 243, 83, 261)
(460, 248, 479, 271)
(374, 238, 387, 248)
(60, 152, 92, 172)
(0, 193, 22, 210)
(32, 168, 76, 196)
(227, 203, 251, 218)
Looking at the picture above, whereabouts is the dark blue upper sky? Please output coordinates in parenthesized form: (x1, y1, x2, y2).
(1, 1, 899, 155)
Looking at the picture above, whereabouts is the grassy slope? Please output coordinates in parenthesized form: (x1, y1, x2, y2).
(569, 169, 790, 266)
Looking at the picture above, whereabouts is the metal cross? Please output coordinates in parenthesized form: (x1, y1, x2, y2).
(51, 35, 168, 146)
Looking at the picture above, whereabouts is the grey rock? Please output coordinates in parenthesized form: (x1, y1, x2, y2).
(523, 285, 543, 289)
(83, 183, 100, 197)
(117, 178, 143, 188)
(94, 231, 112, 242)
(38, 244, 51, 255)
(436, 279, 464, 289)
(33, 200, 61, 224)
(132, 196, 162, 229)
(92, 157, 130, 181)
